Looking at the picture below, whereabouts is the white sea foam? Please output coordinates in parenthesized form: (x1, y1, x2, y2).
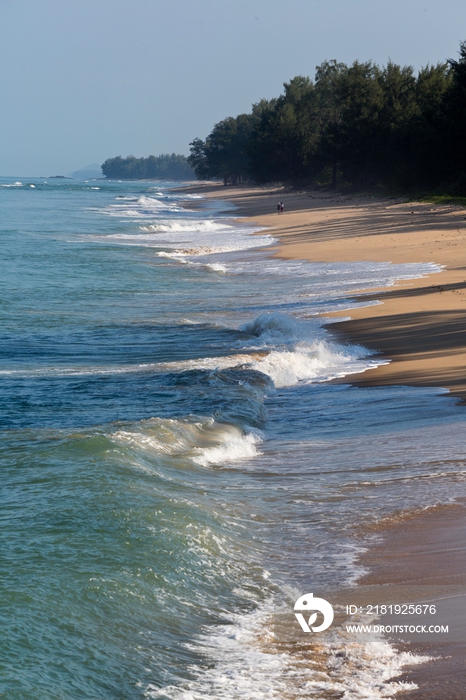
(138, 195, 170, 208)
(101, 194, 184, 219)
(140, 220, 234, 234)
(146, 594, 429, 700)
(111, 417, 262, 467)
(95, 188, 275, 254)
(250, 342, 382, 387)
(191, 430, 261, 466)
(125, 312, 384, 388)
(102, 231, 274, 254)
(159, 344, 383, 389)
(239, 313, 385, 386)
(158, 256, 228, 272)
(204, 262, 227, 273)
(155, 251, 189, 260)
(104, 216, 274, 252)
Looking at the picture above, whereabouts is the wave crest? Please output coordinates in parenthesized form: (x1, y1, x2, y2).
(111, 417, 262, 467)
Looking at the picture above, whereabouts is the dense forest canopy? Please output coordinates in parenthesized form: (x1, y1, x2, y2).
(188, 41, 466, 194)
(101, 153, 194, 180)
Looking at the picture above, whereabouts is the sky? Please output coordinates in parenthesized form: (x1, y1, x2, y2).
(1, 0, 465, 176)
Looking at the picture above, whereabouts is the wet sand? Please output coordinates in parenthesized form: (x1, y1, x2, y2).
(360, 502, 466, 698)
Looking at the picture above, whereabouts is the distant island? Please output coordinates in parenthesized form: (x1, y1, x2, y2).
(101, 153, 194, 180)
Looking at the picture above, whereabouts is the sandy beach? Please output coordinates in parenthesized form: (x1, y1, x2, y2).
(182, 182, 466, 401)
(179, 181, 466, 696)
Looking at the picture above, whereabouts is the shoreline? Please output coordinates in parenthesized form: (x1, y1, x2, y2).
(263, 191, 466, 402)
(180, 181, 466, 401)
(178, 182, 466, 695)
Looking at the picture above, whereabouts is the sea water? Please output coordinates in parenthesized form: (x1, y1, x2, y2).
(1, 176, 466, 699)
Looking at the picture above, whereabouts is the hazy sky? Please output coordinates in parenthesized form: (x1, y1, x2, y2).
(1, 0, 465, 176)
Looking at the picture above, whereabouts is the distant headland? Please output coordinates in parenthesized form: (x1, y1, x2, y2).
(71, 164, 103, 179)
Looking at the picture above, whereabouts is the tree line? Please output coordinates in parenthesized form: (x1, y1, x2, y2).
(188, 41, 466, 193)
(101, 153, 194, 180)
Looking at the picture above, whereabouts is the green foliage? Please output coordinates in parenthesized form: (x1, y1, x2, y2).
(443, 41, 466, 192)
(190, 41, 466, 195)
(188, 107, 272, 185)
(101, 154, 194, 180)
(248, 77, 318, 184)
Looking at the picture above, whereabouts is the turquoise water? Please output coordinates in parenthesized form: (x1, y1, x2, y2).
(2, 177, 466, 699)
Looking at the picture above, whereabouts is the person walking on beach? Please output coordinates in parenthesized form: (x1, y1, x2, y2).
(280, 202, 284, 214)
(277, 202, 281, 214)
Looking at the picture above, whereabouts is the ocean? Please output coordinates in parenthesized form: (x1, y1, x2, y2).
(1, 176, 466, 699)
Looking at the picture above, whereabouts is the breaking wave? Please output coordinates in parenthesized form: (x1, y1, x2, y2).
(111, 417, 263, 468)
